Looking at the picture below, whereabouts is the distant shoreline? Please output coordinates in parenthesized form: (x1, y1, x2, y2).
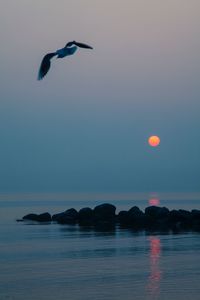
(2, 191, 200, 201)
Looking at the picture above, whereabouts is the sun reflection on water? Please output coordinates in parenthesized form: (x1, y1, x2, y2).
(146, 236, 162, 298)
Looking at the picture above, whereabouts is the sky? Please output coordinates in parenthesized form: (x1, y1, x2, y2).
(0, 0, 200, 194)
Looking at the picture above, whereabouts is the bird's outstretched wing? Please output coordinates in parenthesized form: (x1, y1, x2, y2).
(38, 52, 57, 80)
(65, 41, 93, 49)
(74, 41, 93, 49)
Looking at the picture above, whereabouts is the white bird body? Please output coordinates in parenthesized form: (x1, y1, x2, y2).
(56, 46, 78, 58)
(38, 41, 93, 80)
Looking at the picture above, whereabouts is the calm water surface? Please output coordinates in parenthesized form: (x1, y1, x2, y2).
(0, 194, 200, 300)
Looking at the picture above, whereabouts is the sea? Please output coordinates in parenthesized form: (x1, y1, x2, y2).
(0, 192, 200, 300)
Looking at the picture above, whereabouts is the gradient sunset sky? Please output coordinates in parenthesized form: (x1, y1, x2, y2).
(0, 0, 199, 193)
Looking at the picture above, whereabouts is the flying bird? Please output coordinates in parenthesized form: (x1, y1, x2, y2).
(38, 41, 93, 80)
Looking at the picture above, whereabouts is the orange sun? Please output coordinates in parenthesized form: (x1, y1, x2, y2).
(148, 135, 160, 147)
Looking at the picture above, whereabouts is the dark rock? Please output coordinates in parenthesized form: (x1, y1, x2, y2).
(145, 206, 170, 230)
(117, 207, 145, 229)
(178, 209, 192, 221)
(169, 209, 191, 222)
(191, 209, 200, 219)
(117, 210, 129, 225)
(169, 210, 181, 222)
(37, 212, 52, 222)
(52, 212, 65, 221)
(145, 206, 169, 219)
(169, 209, 192, 230)
(128, 206, 145, 228)
(129, 206, 143, 215)
(23, 213, 39, 221)
(23, 212, 51, 222)
(53, 208, 78, 224)
(93, 203, 116, 224)
(78, 207, 94, 225)
(191, 210, 200, 230)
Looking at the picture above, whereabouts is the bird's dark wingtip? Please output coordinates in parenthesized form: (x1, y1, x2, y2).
(74, 41, 93, 49)
(37, 73, 44, 81)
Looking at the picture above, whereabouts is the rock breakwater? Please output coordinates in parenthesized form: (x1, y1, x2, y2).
(18, 203, 200, 232)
